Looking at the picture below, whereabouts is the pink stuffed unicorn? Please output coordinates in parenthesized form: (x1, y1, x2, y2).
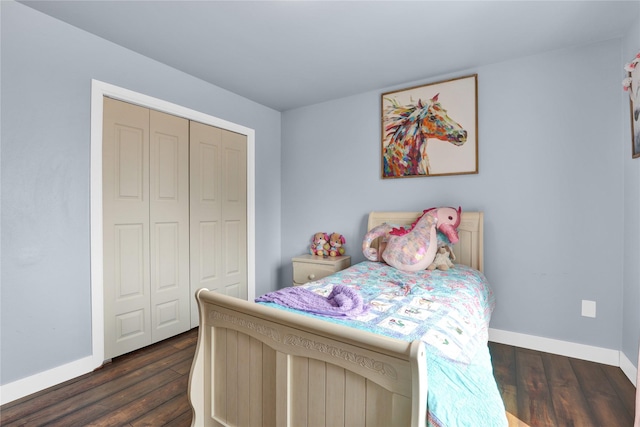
(362, 207, 462, 272)
(392, 206, 461, 244)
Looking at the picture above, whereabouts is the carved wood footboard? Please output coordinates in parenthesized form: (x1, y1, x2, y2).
(188, 289, 427, 427)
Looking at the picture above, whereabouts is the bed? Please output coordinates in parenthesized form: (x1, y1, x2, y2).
(188, 211, 506, 427)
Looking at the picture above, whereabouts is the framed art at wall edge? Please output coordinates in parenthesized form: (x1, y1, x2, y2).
(624, 52, 640, 158)
(381, 74, 478, 178)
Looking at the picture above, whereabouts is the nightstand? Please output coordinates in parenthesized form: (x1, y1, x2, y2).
(291, 254, 351, 286)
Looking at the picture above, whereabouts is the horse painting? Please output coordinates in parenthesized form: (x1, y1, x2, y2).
(383, 93, 467, 177)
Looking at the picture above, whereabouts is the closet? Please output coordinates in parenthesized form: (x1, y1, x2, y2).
(102, 97, 247, 359)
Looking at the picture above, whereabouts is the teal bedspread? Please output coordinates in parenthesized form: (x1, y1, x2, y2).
(259, 261, 507, 426)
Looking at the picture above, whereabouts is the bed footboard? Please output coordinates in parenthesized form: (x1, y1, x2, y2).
(188, 289, 427, 427)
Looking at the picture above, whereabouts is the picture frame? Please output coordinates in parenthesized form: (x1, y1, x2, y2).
(381, 74, 478, 178)
(627, 61, 640, 158)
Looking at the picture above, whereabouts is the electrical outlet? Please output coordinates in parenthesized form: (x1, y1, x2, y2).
(581, 300, 596, 318)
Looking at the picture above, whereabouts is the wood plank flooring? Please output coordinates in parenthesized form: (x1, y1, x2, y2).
(0, 328, 198, 427)
(1, 330, 636, 426)
(489, 342, 637, 427)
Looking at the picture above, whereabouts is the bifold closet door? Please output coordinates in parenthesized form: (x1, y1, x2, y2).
(103, 98, 190, 359)
(103, 98, 151, 359)
(190, 121, 247, 327)
(149, 109, 190, 344)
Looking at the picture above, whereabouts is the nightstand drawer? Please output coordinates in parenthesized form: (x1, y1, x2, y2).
(291, 254, 351, 286)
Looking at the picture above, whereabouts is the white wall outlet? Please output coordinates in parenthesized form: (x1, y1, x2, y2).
(581, 300, 596, 318)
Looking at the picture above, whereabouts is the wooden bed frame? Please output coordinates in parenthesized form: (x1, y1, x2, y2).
(188, 211, 484, 427)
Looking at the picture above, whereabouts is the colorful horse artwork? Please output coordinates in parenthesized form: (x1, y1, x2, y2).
(383, 94, 467, 177)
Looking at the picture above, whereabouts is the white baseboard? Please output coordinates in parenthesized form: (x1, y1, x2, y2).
(620, 351, 638, 388)
(489, 328, 637, 385)
(0, 355, 97, 405)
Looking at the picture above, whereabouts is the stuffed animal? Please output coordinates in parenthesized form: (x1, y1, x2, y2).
(427, 245, 456, 271)
(417, 206, 462, 244)
(328, 233, 346, 257)
(362, 207, 462, 272)
(362, 211, 438, 272)
(310, 232, 330, 256)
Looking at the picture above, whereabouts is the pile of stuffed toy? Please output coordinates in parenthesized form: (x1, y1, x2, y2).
(310, 232, 346, 257)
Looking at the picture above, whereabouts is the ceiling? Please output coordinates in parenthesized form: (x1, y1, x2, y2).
(20, 1, 640, 111)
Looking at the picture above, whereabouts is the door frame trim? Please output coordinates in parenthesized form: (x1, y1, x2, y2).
(90, 79, 256, 367)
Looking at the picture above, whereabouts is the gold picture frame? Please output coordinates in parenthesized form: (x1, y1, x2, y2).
(381, 74, 478, 178)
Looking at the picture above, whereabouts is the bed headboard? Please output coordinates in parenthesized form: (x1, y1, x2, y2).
(367, 211, 484, 273)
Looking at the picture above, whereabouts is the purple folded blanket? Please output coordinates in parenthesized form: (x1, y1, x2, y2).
(256, 284, 368, 318)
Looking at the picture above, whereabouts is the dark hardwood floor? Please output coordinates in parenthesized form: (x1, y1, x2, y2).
(1, 330, 636, 426)
(489, 342, 637, 427)
(0, 328, 199, 427)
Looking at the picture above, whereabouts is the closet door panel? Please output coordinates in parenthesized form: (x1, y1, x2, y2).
(190, 123, 247, 325)
(190, 122, 222, 328)
(114, 224, 146, 298)
(221, 131, 247, 299)
(198, 220, 219, 284)
(194, 140, 220, 291)
(103, 97, 151, 359)
(150, 109, 190, 343)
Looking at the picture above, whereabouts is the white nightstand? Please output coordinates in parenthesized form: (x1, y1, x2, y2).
(291, 254, 351, 286)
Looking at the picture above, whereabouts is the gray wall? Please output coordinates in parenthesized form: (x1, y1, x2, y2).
(622, 18, 640, 366)
(282, 38, 629, 352)
(0, 1, 281, 385)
